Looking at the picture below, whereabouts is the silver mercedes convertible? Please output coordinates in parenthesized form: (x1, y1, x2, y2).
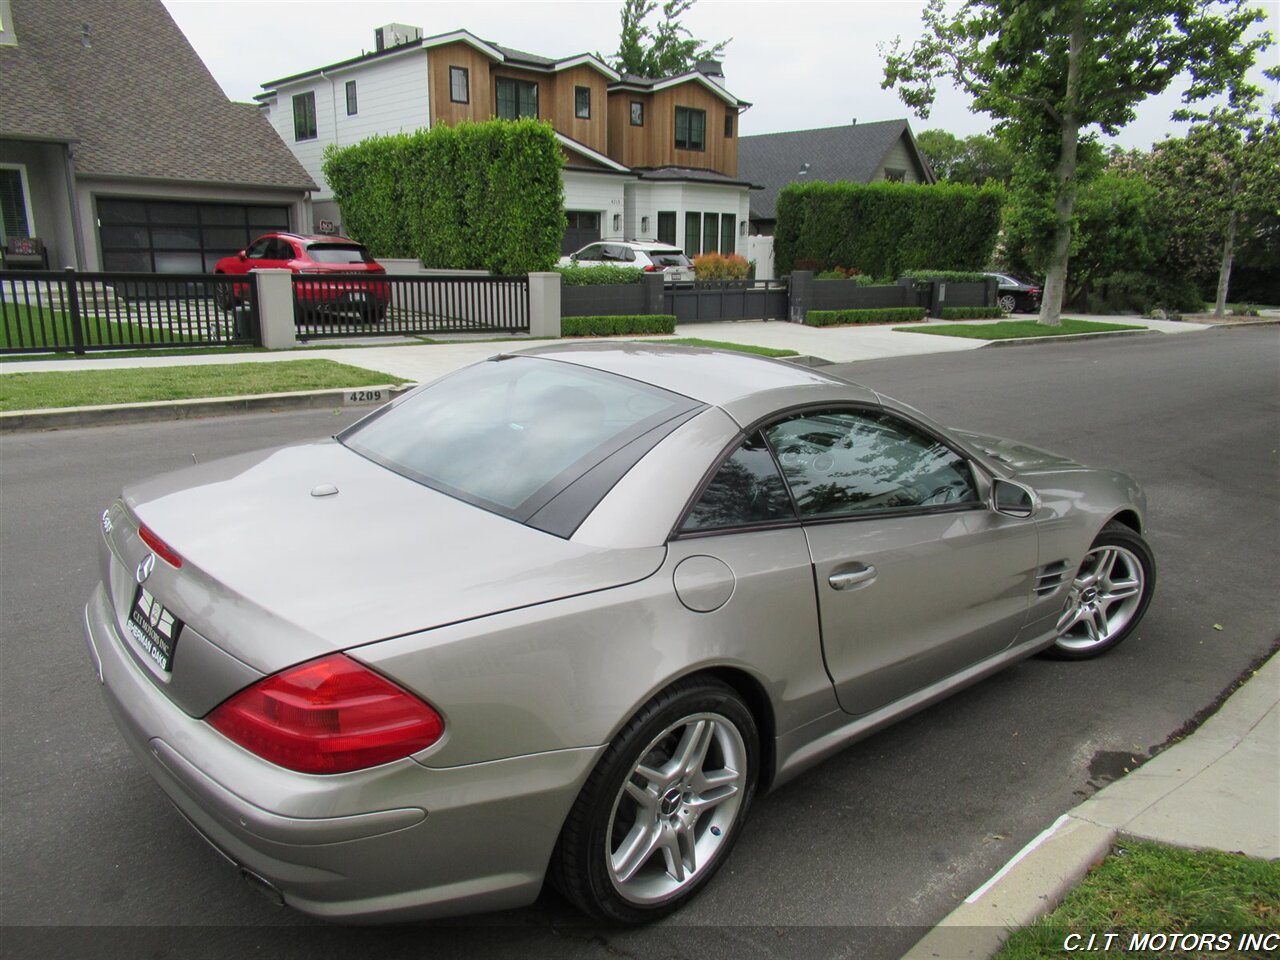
(84, 343, 1155, 924)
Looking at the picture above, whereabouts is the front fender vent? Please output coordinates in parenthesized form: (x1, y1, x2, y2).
(1035, 560, 1072, 597)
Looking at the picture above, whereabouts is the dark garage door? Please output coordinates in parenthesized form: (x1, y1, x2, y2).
(562, 210, 601, 255)
(98, 198, 291, 273)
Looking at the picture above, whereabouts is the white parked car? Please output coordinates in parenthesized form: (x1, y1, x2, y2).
(559, 241, 695, 281)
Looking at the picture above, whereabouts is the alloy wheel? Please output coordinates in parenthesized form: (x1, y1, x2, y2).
(1055, 544, 1146, 653)
(605, 712, 747, 905)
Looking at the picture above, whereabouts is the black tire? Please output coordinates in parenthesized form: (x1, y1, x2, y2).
(550, 676, 759, 924)
(213, 277, 233, 313)
(1045, 521, 1156, 660)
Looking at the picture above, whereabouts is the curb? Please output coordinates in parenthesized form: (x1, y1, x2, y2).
(901, 651, 1279, 960)
(980, 329, 1155, 348)
(0, 383, 414, 433)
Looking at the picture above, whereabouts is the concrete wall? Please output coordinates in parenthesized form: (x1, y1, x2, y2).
(744, 235, 775, 280)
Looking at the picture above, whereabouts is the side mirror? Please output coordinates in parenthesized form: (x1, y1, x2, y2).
(237, 251, 247, 261)
(991, 478, 1037, 519)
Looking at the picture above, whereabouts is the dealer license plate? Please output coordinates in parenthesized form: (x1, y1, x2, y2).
(126, 586, 183, 673)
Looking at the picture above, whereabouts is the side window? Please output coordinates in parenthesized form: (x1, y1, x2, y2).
(682, 433, 795, 532)
(269, 238, 296, 260)
(575, 243, 605, 262)
(245, 237, 272, 259)
(764, 409, 978, 519)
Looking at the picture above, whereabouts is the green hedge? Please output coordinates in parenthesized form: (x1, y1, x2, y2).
(939, 306, 1004, 320)
(554, 265, 644, 286)
(776, 181, 1002, 279)
(816, 272, 878, 285)
(561, 315, 677, 336)
(806, 307, 926, 326)
(322, 120, 565, 275)
(901, 270, 989, 284)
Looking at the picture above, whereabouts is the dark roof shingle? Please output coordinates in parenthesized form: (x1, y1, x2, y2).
(4, 0, 314, 190)
(738, 121, 929, 221)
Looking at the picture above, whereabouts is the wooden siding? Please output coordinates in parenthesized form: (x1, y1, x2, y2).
(428, 43, 494, 126)
(879, 136, 924, 183)
(606, 81, 737, 176)
(548, 64, 609, 154)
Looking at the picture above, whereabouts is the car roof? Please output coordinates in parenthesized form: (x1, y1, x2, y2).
(511, 341, 879, 409)
(265, 231, 363, 245)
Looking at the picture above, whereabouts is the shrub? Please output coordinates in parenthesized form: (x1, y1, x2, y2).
(561, 315, 677, 336)
(693, 252, 750, 280)
(555, 265, 644, 285)
(901, 269, 989, 284)
(815, 269, 878, 285)
(939, 306, 1004, 320)
(806, 307, 926, 326)
(775, 180, 1003, 278)
(323, 119, 565, 275)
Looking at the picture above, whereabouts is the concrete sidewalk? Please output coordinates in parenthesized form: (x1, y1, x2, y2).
(901, 651, 1280, 960)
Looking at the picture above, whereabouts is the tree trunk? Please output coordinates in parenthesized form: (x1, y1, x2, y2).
(1213, 182, 1240, 320)
(1038, 13, 1084, 327)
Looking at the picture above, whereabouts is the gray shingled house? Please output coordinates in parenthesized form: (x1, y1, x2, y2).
(0, 0, 315, 272)
(738, 120, 935, 236)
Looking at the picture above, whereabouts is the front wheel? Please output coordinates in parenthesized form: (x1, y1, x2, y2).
(998, 293, 1017, 313)
(1048, 522, 1155, 659)
(551, 677, 758, 924)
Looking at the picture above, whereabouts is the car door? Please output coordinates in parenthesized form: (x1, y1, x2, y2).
(762, 407, 1039, 716)
(669, 432, 832, 725)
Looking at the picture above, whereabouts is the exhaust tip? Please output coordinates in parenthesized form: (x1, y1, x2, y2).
(240, 868, 285, 907)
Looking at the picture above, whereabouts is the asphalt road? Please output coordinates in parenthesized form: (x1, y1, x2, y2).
(2, 327, 1277, 959)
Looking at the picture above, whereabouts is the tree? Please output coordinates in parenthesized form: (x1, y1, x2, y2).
(916, 129, 1015, 185)
(883, 0, 1271, 325)
(609, 0, 729, 78)
(1065, 171, 1166, 306)
(1167, 104, 1280, 317)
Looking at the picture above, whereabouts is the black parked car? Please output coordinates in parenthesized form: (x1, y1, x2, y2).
(985, 273, 1042, 313)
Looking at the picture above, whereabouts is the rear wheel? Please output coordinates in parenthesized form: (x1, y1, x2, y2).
(1048, 522, 1155, 659)
(551, 677, 758, 924)
(213, 276, 233, 313)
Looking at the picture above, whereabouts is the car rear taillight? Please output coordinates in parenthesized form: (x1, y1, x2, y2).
(138, 524, 183, 568)
(207, 654, 444, 774)
(643, 264, 660, 272)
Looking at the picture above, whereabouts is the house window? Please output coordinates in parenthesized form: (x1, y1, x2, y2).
(292, 91, 317, 141)
(724, 113, 734, 138)
(345, 81, 358, 116)
(657, 211, 676, 246)
(675, 106, 706, 151)
(450, 66, 469, 104)
(640, 215, 650, 234)
(630, 101, 644, 126)
(496, 77, 538, 119)
(575, 86, 591, 120)
(684, 212, 701, 256)
(0, 166, 34, 244)
(702, 212, 719, 254)
(885, 168, 907, 183)
(720, 215, 735, 255)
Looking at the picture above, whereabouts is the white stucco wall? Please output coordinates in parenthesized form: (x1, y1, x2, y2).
(625, 181, 750, 254)
(563, 170, 631, 237)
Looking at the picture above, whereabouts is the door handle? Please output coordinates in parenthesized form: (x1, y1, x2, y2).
(828, 563, 877, 591)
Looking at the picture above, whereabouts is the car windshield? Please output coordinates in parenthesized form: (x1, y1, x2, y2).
(646, 251, 691, 267)
(306, 244, 375, 264)
(339, 356, 696, 521)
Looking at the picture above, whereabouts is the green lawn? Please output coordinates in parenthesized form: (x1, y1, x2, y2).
(645, 337, 799, 358)
(996, 841, 1280, 959)
(1, 303, 205, 350)
(0, 360, 409, 411)
(894, 318, 1146, 339)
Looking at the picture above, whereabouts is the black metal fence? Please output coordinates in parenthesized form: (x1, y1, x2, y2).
(665, 280, 790, 322)
(292, 274, 529, 339)
(0, 269, 258, 354)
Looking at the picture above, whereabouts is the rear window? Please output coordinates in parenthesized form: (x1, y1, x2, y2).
(645, 251, 691, 268)
(306, 244, 375, 264)
(339, 356, 700, 525)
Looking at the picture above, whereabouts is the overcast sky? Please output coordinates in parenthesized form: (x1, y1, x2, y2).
(164, 0, 1279, 150)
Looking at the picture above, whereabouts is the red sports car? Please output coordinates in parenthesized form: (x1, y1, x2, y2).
(214, 232, 389, 322)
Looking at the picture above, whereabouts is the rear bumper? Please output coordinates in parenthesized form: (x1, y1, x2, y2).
(84, 583, 601, 921)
